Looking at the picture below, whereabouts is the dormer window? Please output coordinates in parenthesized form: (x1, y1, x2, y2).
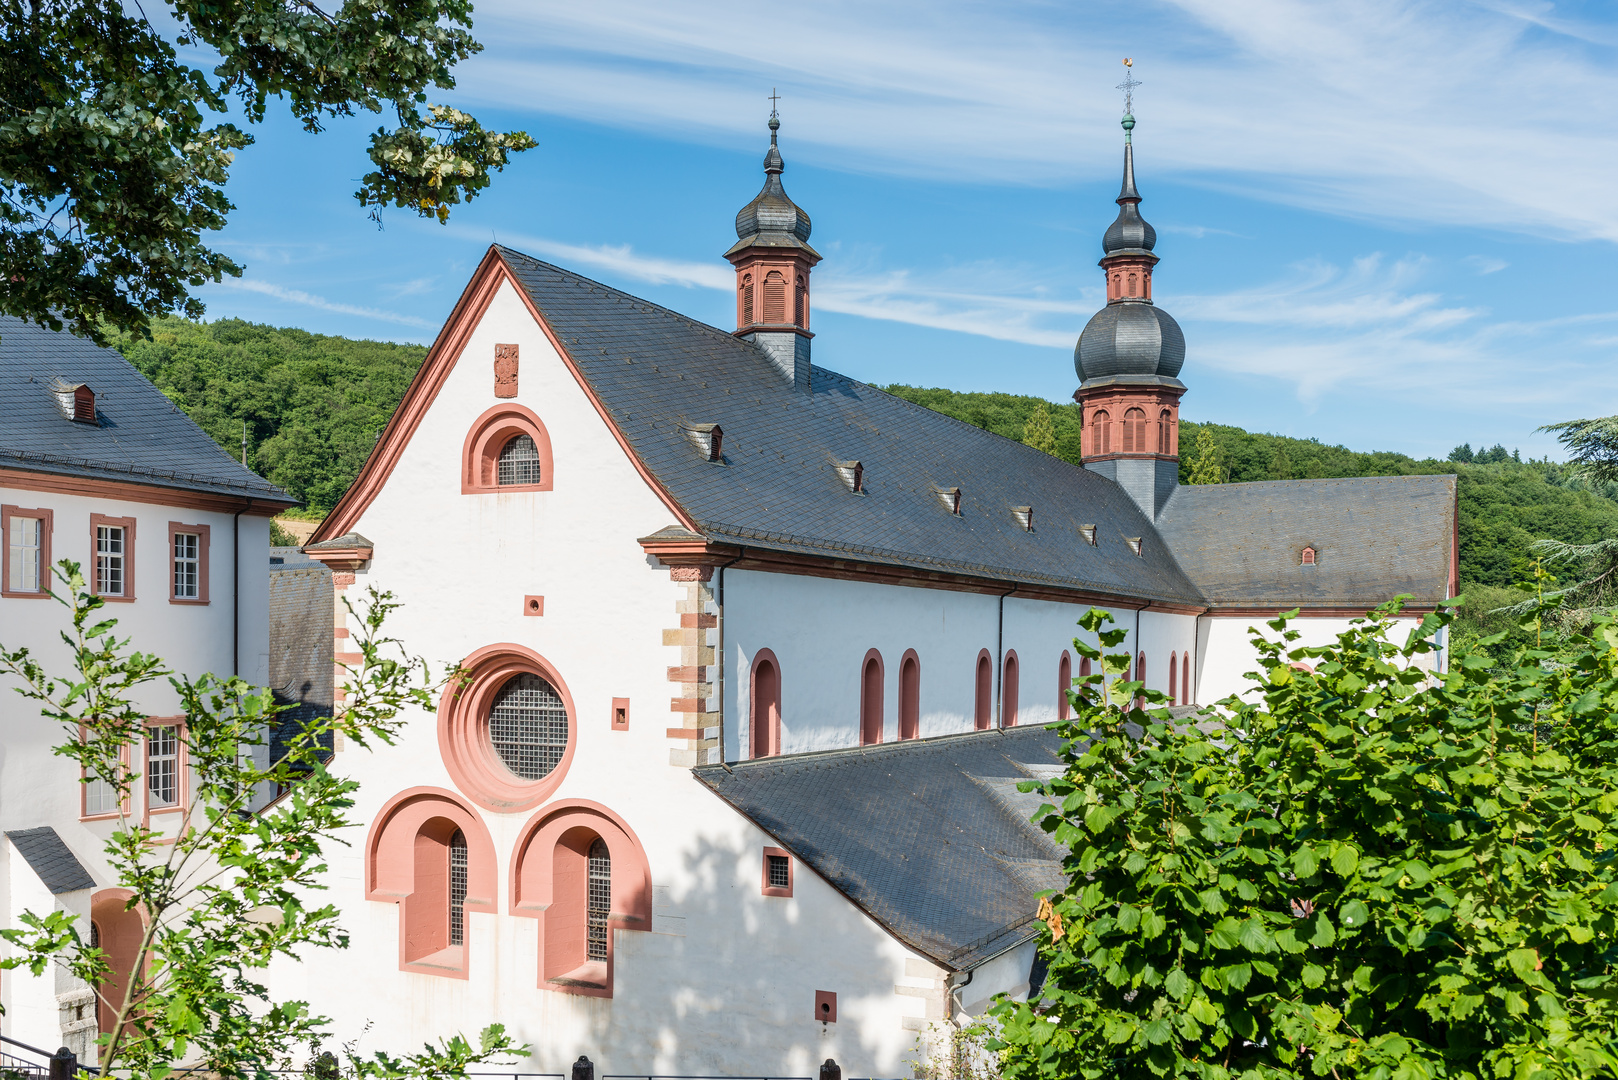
(835, 460, 864, 494)
(1079, 524, 1098, 546)
(685, 424, 723, 462)
(1125, 536, 1143, 557)
(1301, 546, 1317, 566)
(1011, 506, 1033, 532)
(933, 486, 961, 514)
(50, 379, 95, 423)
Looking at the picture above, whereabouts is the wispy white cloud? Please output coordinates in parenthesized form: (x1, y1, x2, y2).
(217, 279, 439, 330)
(1463, 255, 1510, 275)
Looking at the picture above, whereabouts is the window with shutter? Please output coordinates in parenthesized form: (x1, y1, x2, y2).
(763, 271, 787, 323)
(741, 274, 754, 325)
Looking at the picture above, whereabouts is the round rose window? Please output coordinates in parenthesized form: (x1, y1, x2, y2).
(438, 644, 577, 812)
(488, 673, 569, 780)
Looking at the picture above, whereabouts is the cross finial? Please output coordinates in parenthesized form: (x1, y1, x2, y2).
(1117, 58, 1141, 116)
(769, 88, 781, 121)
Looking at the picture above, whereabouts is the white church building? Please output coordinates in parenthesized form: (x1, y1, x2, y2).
(1, 110, 1457, 1078)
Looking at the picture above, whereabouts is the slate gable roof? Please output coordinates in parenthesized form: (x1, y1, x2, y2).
(696, 726, 1068, 970)
(0, 317, 291, 504)
(498, 248, 1204, 606)
(5, 827, 95, 893)
(1154, 475, 1457, 607)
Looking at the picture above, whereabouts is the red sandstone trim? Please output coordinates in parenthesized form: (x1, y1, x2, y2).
(89, 513, 136, 602)
(524, 595, 544, 616)
(461, 402, 555, 494)
(860, 648, 884, 746)
(761, 846, 794, 898)
(90, 887, 148, 1035)
(974, 649, 993, 731)
(815, 990, 837, 1024)
(166, 521, 210, 605)
(897, 648, 920, 741)
(142, 716, 187, 826)
(437, 642, 579, 813)
(749, 647, 782, 758)
(1001, 649, 1020, 727)
(611, 697, 630, 731)
(1, 504, 53, 599)
(1058, 650, 1072, 721)
(79, 731, 130, 821)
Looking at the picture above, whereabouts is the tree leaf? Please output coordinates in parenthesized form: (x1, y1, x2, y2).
(1302, 964, 1326, 989)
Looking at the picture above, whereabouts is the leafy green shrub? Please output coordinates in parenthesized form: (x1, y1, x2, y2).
(990, 604, 1618, 1079)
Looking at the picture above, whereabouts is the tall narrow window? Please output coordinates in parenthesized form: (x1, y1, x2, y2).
(741, 274, 754, 325)
(1058, 651, 1072, 720)
(763, 271, 787, 323)
(147, 725, 178, 809)
(860, 652, 883, 745)
(1159, 409, 1173, 455)
(172, 532, 199, 599)
(1001, 652, 1019, 727)
(1123, 408, 1146, 453)
(586, 838, 611, 962)
(497, 434, 543, 486)
(1169, 651, 1178, 705)
(974, 651, 992, 731)
(8, 515, 41, 592)
(1182, 653, 1191, 706)
(96, 524, 125, 596)
(448, 829, 468, 946)
(1092, 410, 1111, 455)
(84, 751, 120, 817)
(488, 673, 569, 780)
(1135, 652, 1147, 711)
(751, 653, 780, 759)
(898, 652, 919, 741)
(1078, 657, 1092, 703)
(795, 275, 807, 326)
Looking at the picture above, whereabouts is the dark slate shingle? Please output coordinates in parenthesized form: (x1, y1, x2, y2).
(5, 827, 95, 893)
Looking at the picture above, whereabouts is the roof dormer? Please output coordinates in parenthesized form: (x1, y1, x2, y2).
(50, 379, 95, 423)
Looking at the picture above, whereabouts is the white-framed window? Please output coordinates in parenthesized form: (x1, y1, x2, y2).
(147, 725, 179, 808)
(172, 532, 199, 599)
(96, 525, 125, 596)
(8, 514, 41, 592)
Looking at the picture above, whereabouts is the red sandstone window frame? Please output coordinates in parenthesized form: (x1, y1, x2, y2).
(1183, 653, 1192, 706)
(510, 799, 653, 999)
(437, 643, 578, 812)
(90, 513, 136, 602)
(1058, 650, 1072, 720)
(859, 649, 884, 745)
(761, 846, 794, 898)
(750, 648, 782, 759)
(1001, 650, 1020, 727)
(167, 522, 210, 605)
(1078, 657, 1093, 704)
(79, 729, 130, 821)
(90, 887, 147, 1035)
(1136, 651, 1147, 711)
(1169, 651, 1178, 706)
(974, 649, 992, 730)
(2, 504, 53, 598)
(897, 649, 920, 740)
(461, 404, 555, 494)
(143, 717, 187, 824)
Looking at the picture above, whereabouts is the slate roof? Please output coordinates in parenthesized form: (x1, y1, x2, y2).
(1155, 475, 1457, 607)
(696, 726, 1069, 970)
(5, 827, 95, 893)
(0, 316, 292, 504)
(498, 248, 1205, 606)
(269, 556, 335, 760)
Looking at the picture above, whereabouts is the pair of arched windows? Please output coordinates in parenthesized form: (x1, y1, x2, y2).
(858, 650, 921, 746)
(970, 650, 1020, 729)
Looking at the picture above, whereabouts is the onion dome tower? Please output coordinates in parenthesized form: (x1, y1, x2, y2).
(1075, 76, 1186, 520)
(725, 103, 821, 391)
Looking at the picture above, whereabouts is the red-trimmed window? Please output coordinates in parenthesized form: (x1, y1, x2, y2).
(168, 522, 209, 604)
(1301, 546, 1317, 566)
(762, 847, 793, 898)
(462, 404, 555, 494)
(1182, 653, 1191, 706)
(750, 650, 781, 759)
(2, 505, 52, 598)
(898, 650, 920, 740)
(1092, 410, 1111, 456)
(1078, 657, 1092, 704)
(145, 719, 184, 816)
(1123, 408, 1146, 453)
(795, 275, 808, 326)
(90, 514, 135, 601)
(974, 650, 992, 730)
(860, 650, 883, 746)
(1159, 409, 1173, 455)
(763, 271, 787, 323)
(1169, 651, 1178, 705)
(1058, 651, 1072, 720)
(741, 273, 754, 325)
(1135, 652, 1147, 711)
(1001, 651, 1019, 728)
(81, 731, 128, 820)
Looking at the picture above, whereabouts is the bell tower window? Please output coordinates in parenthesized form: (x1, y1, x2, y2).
(1123, 408, 1146, 453)
(1092, 410, 1111, 455)
(795, 275, 807, 326)
(762, 271, 787, 323)
(741, 273, 754, 326)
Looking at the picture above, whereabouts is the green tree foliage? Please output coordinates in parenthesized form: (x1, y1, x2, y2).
(0, 564, 524, 1077)
(111, 317, 426, 513)
(1187, 428, 1227, 486)
(1023, 402, 1059, 456)
(2, 0, 535, 343)
(989, 604, 1618, 1079)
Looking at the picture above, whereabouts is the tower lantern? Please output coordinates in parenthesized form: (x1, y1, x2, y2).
(725, 100, 821, 391)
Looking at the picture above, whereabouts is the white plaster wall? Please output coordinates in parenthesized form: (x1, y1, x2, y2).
(1195, 614, 1436, 706)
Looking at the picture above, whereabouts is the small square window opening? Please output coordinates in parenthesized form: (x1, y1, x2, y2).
(767, 854, 790, 889)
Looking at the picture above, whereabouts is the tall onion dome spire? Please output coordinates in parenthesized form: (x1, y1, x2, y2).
(1074, 63, 1187, 520)
(725, 97, 821, 391)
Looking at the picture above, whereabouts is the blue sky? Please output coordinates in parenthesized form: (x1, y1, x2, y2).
(192, 0, 1618, 461)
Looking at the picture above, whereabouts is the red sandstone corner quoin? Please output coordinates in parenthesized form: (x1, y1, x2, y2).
(438, 642, 579, 813)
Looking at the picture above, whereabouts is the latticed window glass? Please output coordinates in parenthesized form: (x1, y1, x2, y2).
(173, 532, 199, 599)
(96, 525, 124, 595)
(767, 854, 790, 890)
(496, 434, 542, 486)
(84, 768, 119, 816)
(147, 726, 178, 808)
(587, 839, 611, 962)
(449, 829, 468, 946)
(8, 515, 41, 592)
(487, 673, 568, 780)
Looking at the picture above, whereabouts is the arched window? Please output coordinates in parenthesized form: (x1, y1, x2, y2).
(90, 889, 145, 1036)
(741, 273, 754, 325)
(449, 829, 468, 946)
(763, 271, 787, 323)
(750, 651, 781, 759)
(1301, 546, 1317, 565)
(1058, 651, 1072, 720)
(1111, 273, 1121, 299)
(898, 651, 920, 740)
(1127, 273, 1138, 296)
(1168, 652, 1178, 707)
(974, 650, 992, 730)
(1159, 409, 1173, 455)
(860, 651, 884, 745)
(586, 838, 611, 962)
(1092, 410, 1111, 456)
(1135, 652, 1147, 711)
(795, 275, 808, 326)
(1182, 653, 1191, 706)
(1078, 657, 1092, 703)
(489, 673, 569, 781)
(1123, 408, 1146, 453)
(1001, 651, 1019, 727)
(496, 434, 542, 486)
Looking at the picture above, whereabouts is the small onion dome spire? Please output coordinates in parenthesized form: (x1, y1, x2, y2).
(1103, 114, 1156, 255)
(727, 111, 819, 258)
